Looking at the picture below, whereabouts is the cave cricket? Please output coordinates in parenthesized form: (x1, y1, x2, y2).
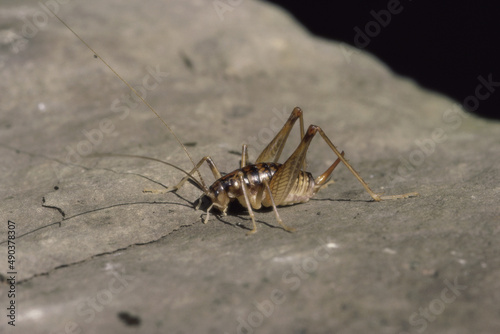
(50, 9, 418, 235)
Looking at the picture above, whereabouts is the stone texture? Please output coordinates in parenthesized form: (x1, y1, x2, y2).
(0, 0, 499, 333)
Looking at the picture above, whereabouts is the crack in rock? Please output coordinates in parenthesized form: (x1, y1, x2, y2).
(16, 224, 194, 285)
(42, 196, 66, 217)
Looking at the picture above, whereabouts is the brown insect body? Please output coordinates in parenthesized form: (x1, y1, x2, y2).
(167, 109, 418, 234)
(209, 162, 316, 211)
(169, 110, 371, 234)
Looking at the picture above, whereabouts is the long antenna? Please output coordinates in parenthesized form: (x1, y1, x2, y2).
(49, 8, 207, 191)
(91, 153, 206, 192)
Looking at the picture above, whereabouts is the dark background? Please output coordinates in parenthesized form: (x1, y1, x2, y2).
(264, 0, 499, 120)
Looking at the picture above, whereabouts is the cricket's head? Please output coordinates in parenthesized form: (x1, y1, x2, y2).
(205, 182, 230, 213)
(193, 187, 230, 225)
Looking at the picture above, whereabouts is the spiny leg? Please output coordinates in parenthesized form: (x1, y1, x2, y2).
(313, 126, 418, 200)
(269, 124, 417, 204)
(262, 179, 296, 232)
(237, 171, 259, 235)
(256, 107, 305, 164)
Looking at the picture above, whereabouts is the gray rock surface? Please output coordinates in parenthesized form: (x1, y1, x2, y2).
(1, 0, 499, 333)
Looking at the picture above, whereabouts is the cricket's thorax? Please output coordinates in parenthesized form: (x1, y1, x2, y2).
(208, 162, 316, 209)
